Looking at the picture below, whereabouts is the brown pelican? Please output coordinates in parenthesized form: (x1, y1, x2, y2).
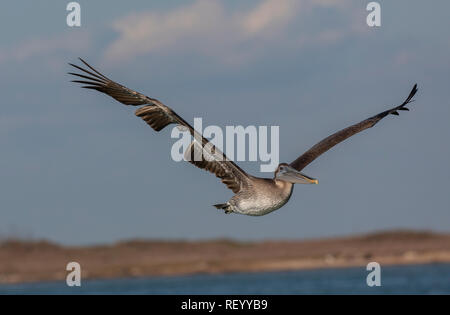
(69, 58, 418, 216)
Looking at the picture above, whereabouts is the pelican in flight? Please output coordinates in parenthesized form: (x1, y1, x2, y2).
(69, 58, 418, 216)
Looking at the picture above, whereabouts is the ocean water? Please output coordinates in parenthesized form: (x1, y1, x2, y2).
(0, 263, 449, 295)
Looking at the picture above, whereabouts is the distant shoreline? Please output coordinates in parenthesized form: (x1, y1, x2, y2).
(1, 230, 449, 284)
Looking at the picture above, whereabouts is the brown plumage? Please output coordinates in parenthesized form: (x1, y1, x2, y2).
(69, 58, 418, 216)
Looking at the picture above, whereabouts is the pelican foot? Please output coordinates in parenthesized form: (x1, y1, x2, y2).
(213, 203, 232, 214)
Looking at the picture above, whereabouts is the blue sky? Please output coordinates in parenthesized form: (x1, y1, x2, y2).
(1, 0, 449, 245)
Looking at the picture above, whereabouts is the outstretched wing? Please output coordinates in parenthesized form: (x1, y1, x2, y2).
(69, 58, 250, 193)
(290, 84, 418, 171)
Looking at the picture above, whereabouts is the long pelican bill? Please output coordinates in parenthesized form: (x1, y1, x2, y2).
(276, 165, 318, 184)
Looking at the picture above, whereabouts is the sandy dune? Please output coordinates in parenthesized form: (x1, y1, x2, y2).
(0, 230, 449, 284)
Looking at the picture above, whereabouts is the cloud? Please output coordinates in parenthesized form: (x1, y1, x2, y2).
(104, 0, 357, 64)
(105, 0, 224, 61)
(241, 0, 298, 36)
(0, 31, 90, 65)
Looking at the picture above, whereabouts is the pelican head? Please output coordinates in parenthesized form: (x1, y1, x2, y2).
(274, 163, 318, 185)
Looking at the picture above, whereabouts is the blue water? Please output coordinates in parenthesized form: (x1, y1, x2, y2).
(0, 263, 449, 294)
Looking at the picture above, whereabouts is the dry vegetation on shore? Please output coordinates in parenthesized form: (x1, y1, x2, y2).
(0, 230, 449, 284)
